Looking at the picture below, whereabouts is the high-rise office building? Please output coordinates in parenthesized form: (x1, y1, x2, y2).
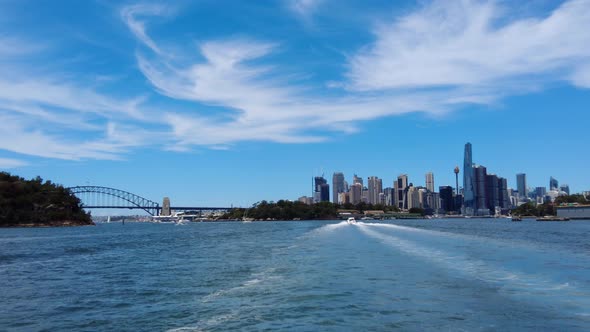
(463, 143, 475, 215)
(394, 174, 409, 209)
(425, 172, 435, 192)
(498, 177, 509, 209)
(383, 187, 394, 206)
(332, 172, 345, 203)
(439, 186, 454, 213)
(353, 174, 363, 186)
(560, 184, 570, 195)
(378, 192, 386, 205)
(550, 176, 559, 191)
(361, 187, 369, 203)
(350, 183, 362, 204)
(406, 185, 421, 209)
(485, 174, 499, 213)
(314, 176, 330, 202)
(368, 176, 383, 204)
(425, 191, 440, 212)
(516, 173, 527, 200)
(535, 187, 547, 199)
(474, 165, 488, 213)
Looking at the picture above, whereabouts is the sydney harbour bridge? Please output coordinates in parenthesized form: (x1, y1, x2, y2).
(68, 186, 231, 216)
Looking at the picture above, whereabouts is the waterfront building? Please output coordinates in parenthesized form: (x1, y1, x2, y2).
(516, 173, 527, 201)
(394, 174, 409, 210)
(462, 143, 476, 215)
(332, 172, 345, 203)
(560, 184, 570, 195)
(350, 183, 362, 204)
(368, 176, 383, 204)
(557, 205, 590, 219)
(550, 176, 559, 191)
(425, 172, 435, 192)
(439, 186, 454, 213)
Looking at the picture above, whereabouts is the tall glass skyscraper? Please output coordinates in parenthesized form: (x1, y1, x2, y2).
(425, 172, 434, 192)
(314, 176, 330, 202)
(550, 176, 559, 191)
(332, 172, 345, 203)
(516, 173, 527, 199)
(463, 143, 475, 215)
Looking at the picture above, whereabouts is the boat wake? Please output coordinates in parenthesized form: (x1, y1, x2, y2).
(355, 222, 590, 313)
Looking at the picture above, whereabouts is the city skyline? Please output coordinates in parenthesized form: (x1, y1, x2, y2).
(1, 1, 589, 206)
(304, 142, 576, 217)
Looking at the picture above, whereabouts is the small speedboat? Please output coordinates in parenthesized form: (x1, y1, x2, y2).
(347, 217, 357, 224)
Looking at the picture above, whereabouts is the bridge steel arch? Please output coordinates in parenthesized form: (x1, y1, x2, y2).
(68, 186, 161, 216)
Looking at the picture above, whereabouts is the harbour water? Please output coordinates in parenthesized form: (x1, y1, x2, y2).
(1, 219, 590, 331)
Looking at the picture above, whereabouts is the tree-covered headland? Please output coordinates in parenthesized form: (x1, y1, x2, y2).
(220, 200, 401, 221)
(0, 172, 93, 227)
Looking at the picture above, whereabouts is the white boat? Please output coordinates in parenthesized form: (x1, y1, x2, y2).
(152, 212, 189, 224)
(347, 217, 357, 224)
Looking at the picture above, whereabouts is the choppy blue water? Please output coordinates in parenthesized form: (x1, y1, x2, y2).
(1, 219, 590, 331)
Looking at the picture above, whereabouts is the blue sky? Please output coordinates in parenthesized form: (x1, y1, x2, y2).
(1, 0, 589, 208)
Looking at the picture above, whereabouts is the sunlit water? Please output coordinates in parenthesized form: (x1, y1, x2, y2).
(1, 219, 590, 331)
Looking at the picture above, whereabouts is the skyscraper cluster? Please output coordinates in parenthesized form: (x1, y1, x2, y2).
(298, 142, 576, 216)
(302, 171, 445, 213)
(462, 142, 510, 216)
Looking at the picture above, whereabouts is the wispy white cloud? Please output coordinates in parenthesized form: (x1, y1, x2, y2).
(0, 113, 153, 160)
(347, 0, 590, 91)
(120, 3, 172, 55)
(2, 0, 590, 162)
(124, 2, 527, 148)
(0, 157, 27, 169)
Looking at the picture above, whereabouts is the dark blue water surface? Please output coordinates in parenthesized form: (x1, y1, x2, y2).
(1, 219, 590, 331)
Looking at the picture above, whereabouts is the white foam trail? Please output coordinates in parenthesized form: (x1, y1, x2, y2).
(356, 224, 590, 309)
(201, 268, 281, 303)
(296, 221, 349, 242)
(359, 221, 590, 261)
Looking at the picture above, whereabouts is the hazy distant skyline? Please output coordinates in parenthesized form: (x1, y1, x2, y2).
(1, 0, 589, 206)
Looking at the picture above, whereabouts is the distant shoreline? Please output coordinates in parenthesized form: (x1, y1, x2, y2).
(1, 220, 95, 228)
